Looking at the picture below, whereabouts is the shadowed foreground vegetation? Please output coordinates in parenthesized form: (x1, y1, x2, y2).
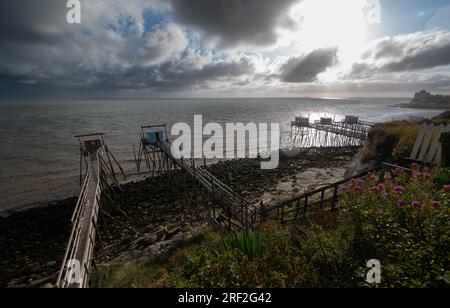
(96, 167, 449, 288)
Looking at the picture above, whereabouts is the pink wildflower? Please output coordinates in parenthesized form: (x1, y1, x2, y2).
(431, 201, 441, 208)
(411, 201, 421, 209)
(423, 172, 432, 179)
(397, 200, 407, 208)
(412, 172, 422, 178)
(393, 186, 404, 194)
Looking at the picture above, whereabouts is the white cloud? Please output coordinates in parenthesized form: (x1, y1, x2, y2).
(139, 23, 188, 66)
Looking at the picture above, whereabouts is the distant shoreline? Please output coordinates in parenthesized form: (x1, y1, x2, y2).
(395, 103, 450, 110)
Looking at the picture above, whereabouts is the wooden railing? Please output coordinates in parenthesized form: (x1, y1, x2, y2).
(56, 147, 108, 288)
(260, 168, 381, 225)
(157, 141, 263, 230)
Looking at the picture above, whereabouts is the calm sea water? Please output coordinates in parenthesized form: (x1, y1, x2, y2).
(0, 98, 444, 212)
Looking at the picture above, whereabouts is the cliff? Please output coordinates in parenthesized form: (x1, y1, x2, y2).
(408, 90, 450, 108)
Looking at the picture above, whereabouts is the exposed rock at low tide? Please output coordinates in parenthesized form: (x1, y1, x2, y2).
(1, 147, 358, 288)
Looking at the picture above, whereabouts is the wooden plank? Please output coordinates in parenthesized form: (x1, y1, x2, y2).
(410, 123, 428, 160)
(418, 126, 434, 161)
(425, 125, 445, 163)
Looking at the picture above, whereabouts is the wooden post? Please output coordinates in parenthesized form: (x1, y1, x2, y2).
(79, 150, 83, 187)
(260, 200, 267, 223)
(133, 144, 140, 175)
(331, 185, 339, 210)
(441, 132, 450, 168)
(105, 147, 117, 181)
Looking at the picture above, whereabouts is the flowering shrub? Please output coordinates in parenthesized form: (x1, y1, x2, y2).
(339, 165, 450, 287)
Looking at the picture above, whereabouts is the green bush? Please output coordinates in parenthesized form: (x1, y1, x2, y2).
(434, 168, 450, 188)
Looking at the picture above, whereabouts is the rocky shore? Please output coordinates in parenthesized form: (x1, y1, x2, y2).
(0, 198, 76, 288)
(1, 147, 358, 288)
(397, 90, 450, 109)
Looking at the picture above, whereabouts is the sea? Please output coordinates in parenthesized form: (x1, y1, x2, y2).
(0, 97, 445, 213)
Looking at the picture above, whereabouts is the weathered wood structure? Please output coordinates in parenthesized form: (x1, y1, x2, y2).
(57, 134, 125, 288)
(135, 125, 263, 231)
(410, 123, 450, 165)
(290, 115, 373, 148)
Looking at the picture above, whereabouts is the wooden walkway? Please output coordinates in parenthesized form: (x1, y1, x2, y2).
(157, 141, 263, 230)
(57, 150, 103, 288)
(309, 122, 370, 141)
(57, 139, 124, 288)
(292, 121, 370, 142)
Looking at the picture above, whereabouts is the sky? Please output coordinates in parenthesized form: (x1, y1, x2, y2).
(0, 0, 450, 99)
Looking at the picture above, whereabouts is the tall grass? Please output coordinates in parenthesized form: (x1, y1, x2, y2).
(222, 229, 265, 261)
(362, 121, 421, 162)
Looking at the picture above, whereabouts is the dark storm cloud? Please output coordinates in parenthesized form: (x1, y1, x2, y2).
(0, 0, 258, 98)
(0, 0, 67, 46)
(169, 0, 300, 48)
(0, 49, 254, 95)
(93, 54, 254, 91)
(281, 48, 336, 83)
(381, 42, 450, 72)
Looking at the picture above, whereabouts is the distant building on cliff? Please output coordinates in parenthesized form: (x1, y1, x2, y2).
(411, 90, 450, 108)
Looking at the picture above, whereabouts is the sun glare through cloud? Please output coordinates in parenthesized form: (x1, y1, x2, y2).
(284, 0, 371, 83)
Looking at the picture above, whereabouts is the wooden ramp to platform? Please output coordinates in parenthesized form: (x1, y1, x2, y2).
(156, 140, 263, 230)
(135, 125, 263, 230)
(57, 134, 125, 288)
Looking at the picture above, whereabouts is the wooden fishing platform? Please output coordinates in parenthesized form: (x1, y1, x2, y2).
(135, 125, 263, 231)
(290, 115, 372, 147)
(308, 121, 370, 141)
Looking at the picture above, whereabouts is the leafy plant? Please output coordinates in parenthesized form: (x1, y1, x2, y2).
(222, 229, 265, 261)
(434, 168, 450, 188)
